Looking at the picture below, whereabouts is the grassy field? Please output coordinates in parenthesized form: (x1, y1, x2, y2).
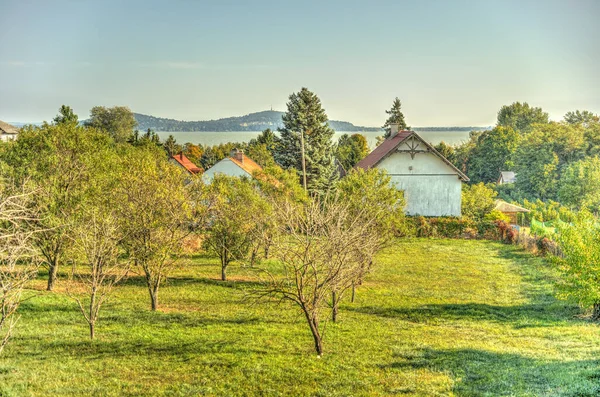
(1, 239, 599, 396)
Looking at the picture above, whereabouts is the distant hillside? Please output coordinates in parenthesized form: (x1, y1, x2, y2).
(134, 110, 382, 132)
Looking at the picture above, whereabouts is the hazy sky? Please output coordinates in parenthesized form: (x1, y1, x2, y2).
(1, 0, 598, 126)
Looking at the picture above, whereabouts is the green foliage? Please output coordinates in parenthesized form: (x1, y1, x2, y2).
(382, 97, 410, 138)
(85, 106, 138, 143)
(483, 209, 510, 223)
(433, 141, 455, 164)
(558, 156, 600, 213)
(465, 126, 520, 184)
(497, 102, 549, 133)
(554, 212, 600, 318)
(52, 105, 78, 125)
(521, 199, 575, 224)
(564, 110, 599, 127)
(335, 133, 369, 171)
(336, 168, 406, 238)
(202, 175, 270, 280)
(461, 183, 497, 221)
(162, 134, 182, 157)
(275, 87, 338, 194)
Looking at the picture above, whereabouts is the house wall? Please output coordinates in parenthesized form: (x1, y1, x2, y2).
(376, 149, 463, 216)
(202, 158, 250, 183)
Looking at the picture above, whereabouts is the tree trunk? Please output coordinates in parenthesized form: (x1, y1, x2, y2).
(264, 238, 271, 259)
(47, 257, 59, 291)
(593, 302, 600, 321)
(221, 257, 227, 281)
(302, 307, 323, 355)
(331, 291, 338, 322)
(89, 321, 95, 340)
(351, 282, 356, 303)
(148, 286, 159, 311)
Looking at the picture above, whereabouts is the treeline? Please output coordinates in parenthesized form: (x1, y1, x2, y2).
(435, 103, 600, 213)
(134, 110, 381, 132)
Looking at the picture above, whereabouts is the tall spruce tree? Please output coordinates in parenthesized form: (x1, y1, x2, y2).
(275, 88, 338, 194)
(382, 97, 410, 138)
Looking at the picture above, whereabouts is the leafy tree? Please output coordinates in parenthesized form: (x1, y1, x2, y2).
(336, 133, 369, 171)
(202, 175, 269, 281)
(554, 213, 600, 320)
(335, 168, 405, 308)
(250, 128, 280, 154)
(497, 102, 549, 133)
(382, 97, 410, 139)
(246, 143, 276, 168)
(1, 121, 114, 290)
(564, 110, 599, 127)
(461, 183, 497, 221)
(275, 88, 338, 194)
(163, 134, 182, 157)
(513, 122, 586, 200)
(465, 126, 520, 184)
(434, 141, 456, 164)
(117, 146, 193, 310)
(183, 143, 203, 166)
(85, 106, 137, 143)
(558, 156, 600, 214)
(52, 105, 78, 125)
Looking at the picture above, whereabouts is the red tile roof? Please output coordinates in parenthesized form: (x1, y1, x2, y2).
(354, 131, 469, 181)
(229, 153, 263, 176)
(171, 153, 202, 174)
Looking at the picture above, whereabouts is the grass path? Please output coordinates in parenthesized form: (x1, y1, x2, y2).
(1, 239, 599, 396)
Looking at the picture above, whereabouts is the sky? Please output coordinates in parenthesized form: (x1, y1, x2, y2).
(0, 0, 599, 127)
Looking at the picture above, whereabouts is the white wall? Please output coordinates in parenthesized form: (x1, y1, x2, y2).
(202, 158, 250, 183)
(377, 149, 463, 216)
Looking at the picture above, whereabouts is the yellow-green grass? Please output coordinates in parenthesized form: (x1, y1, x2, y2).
(1, 239, 599, 396)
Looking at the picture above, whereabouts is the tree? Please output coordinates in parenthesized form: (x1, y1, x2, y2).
(183, 143, 203, 166)
(462, 183, 497, 221)
(52, 105, 78, 125)
(497, 102, 548, 133)
(336, 133, 369, 171)
(67, 208, 128, 339)
(554, 213, 600, 320)
(334, 168, 405, 311)
(434, 142, 456, 164)
(564, 110, 599, 127)
(246, 143, 276, 168)
(85, 106, 137, 143)
(117, 146, 192, 311)
(275, 88, 338, 194)
(1, 121, 114, 291)
(0, 183, 39, 354)
(256, 196, 385, 355)
(382, 98, 410, 139)
(558, 157, 600, 214)
(513, 122, 586, 200)
(203, 175, 269, 281)
(250, 128, 280, 154)
(163, 134, 182, 157)
(465, 126, 520, 184)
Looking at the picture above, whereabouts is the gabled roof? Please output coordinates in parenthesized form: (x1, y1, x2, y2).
(498, 171, 516, 183)
(170, 153, 202, 174)
(229, 153, 263, 176)
(355, 131, 469, 181)
(0, 120, 19, 135)
(494, 200, 530, 213)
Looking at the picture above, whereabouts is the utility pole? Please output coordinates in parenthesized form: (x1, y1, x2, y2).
(300, 130, 307, 192)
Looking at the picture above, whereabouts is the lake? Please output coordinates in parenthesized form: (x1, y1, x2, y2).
(155, 130, 474, 150)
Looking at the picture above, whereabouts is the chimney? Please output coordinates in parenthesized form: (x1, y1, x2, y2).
(231, 148, 244, 163)
(180, 152, 183, 160)
(389, 123, 400, 138)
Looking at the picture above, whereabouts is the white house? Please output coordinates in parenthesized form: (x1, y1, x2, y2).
(355, 124, 469, 216)
(497, 171, 516, 185)
(0, 120, 19, 142)
(202, 149, 263, 183)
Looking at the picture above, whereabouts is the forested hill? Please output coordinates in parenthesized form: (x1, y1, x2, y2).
(134, 110, 382, 132)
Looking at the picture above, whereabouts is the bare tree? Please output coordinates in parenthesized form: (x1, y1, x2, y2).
(0, 186, 39, 354)
(255, 196, 382, 355)
(67, 210, 128, 339)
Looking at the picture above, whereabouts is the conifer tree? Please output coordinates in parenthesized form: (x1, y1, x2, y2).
(275, 88, 338, 194)
(382, 97, 410, 138)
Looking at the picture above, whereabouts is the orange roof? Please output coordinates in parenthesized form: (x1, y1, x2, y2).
(229, 153, 263, 175)
(171, 153, 202, 174)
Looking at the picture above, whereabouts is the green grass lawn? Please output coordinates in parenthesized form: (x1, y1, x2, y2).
(2, 239, 599, 396)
